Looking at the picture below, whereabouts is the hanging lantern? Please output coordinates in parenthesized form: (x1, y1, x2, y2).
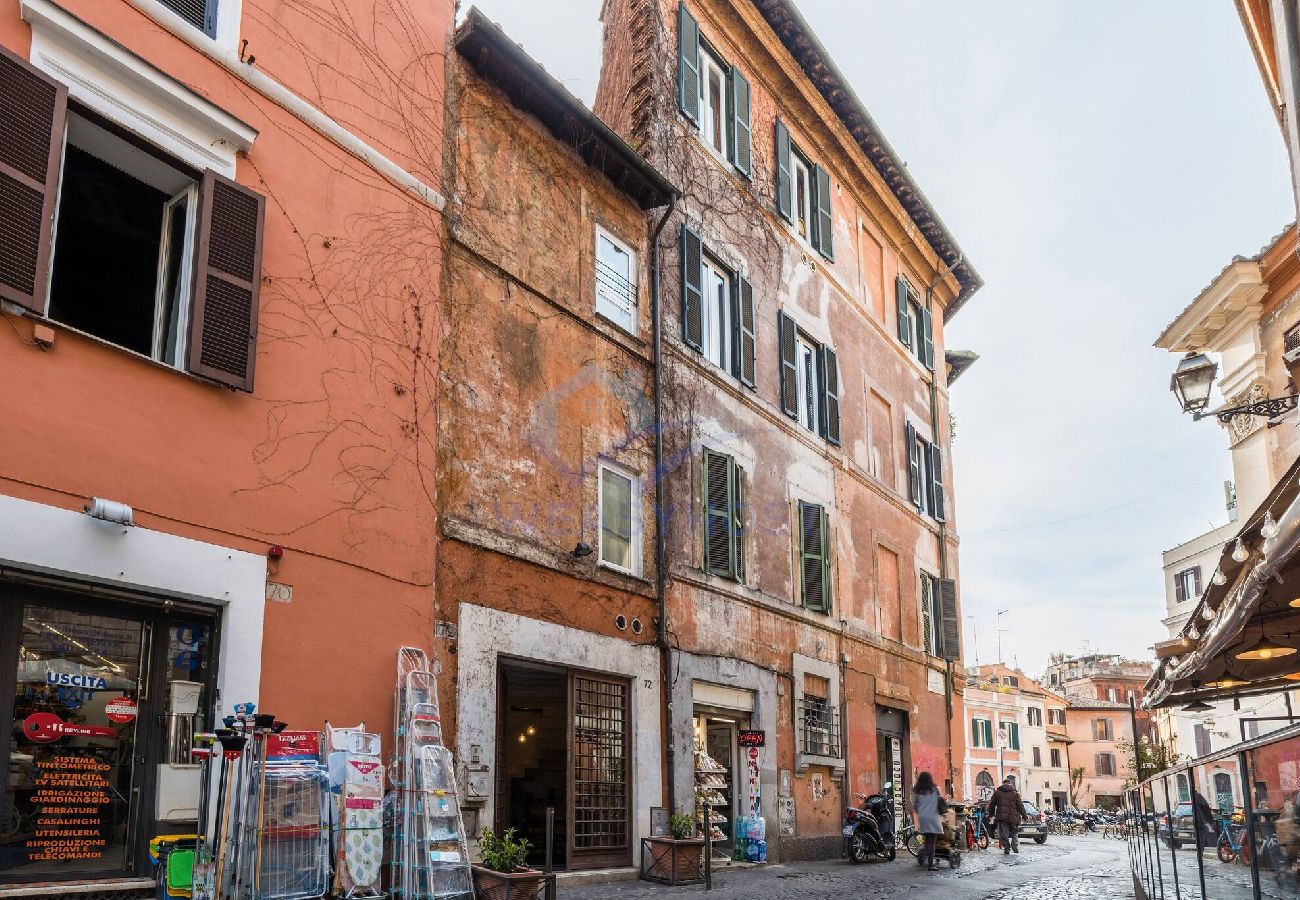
(1235, 635, 1298, 661)
(1181, 699, 1214, 712)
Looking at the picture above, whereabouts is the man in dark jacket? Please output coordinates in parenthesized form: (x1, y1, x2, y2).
(990, 778, 1024, 855)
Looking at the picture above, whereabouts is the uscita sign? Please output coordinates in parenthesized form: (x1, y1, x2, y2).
(46, 671, 108, 690)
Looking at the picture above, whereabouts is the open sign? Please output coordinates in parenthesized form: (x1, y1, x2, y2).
(738, 730, 765, 748)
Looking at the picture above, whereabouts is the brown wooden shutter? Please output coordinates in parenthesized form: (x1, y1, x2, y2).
(681, 223, 703, 351)
(1174, 573, 1186, 603)
(778, 310, 797, 418)
(187, 171, 265, 391)
(0, 46, 67, 314)
(1191, 565, 1202, 598)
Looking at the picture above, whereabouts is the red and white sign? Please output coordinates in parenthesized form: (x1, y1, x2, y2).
(267, 730, 321, 760)
(23, 712, 116, 744)
(104, 697, 137, 723)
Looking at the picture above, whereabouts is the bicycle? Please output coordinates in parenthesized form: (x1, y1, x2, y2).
(968, 807, 992, 850)
(1217, 817, 1250, 864)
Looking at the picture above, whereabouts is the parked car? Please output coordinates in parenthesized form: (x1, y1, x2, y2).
(1157, 803, 1196, 849)
(1019, 801, 1048, 844)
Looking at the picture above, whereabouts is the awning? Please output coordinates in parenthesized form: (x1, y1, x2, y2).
(1147, 453, 1300, 707)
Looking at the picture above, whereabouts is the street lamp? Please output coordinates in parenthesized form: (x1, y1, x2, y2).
(1170, 350, 1299, 422)
(1171, 352, 1217, 417)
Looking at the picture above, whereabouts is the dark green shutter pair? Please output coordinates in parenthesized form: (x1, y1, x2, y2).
(681, 224, 756, 388)
(895, 277, 935, 370)
(703, 449, 744, 580)
(777, 311, 840, 444)
(798, 500, 831, 612)
(905, 422, 945, 520)
(775, 118, 833, 260)
(679, 3, 751, 178)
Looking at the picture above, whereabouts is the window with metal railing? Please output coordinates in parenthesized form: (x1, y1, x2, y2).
(798, 696, 841, 758)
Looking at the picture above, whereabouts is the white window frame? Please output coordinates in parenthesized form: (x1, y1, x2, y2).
(594, 226, 638, 335)
(597, 463, 641, 577)
(702, 255, 732, 372)
(791, 151, 812, 243)
(795, 335, 820, 434)
(698, 45, 729, 162)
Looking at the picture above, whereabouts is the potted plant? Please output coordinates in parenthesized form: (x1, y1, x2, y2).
(472, 827, 544, 900)
(640, 813, 705, 885)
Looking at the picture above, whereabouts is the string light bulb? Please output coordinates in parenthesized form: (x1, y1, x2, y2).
(1232, 539, 1249, 563)
(1202, 605, 1216, 621)
(1263, 512, 1281, 540)
(1212, 570, 1227, 586)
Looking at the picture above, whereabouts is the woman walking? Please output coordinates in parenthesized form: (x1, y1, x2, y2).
(913, 771, 945, 871)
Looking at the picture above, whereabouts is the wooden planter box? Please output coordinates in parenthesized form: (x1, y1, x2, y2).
(639, 836, 705, 885)
(470, 865, 553, 900)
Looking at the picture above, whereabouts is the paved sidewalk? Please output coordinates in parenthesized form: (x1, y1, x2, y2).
(559, 834, 1134, 899)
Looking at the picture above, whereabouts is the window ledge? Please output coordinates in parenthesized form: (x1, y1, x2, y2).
(796, 752, 844, 776)
(21, 0, 257, 176)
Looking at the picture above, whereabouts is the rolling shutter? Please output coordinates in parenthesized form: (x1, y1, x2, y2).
(819, 346, 840, 445)
(729, 66, 752, 177)
(681, 223, 703, 350)
(187, 170, 265, 391)
(778, 310, 798, 418)
(939, 577, 959, 661)
(895, 277, 911, 345)
(678, 3, 700, 126)
(931, 444, 946, 522)
(799, 501, 830, 613)
(735, 274, 756, 388)
(703, 449, 736, 579)
(812, 163, 833, 259)
(920, 304, 935, 369)
(775, 118, 793, 222)
(0, 46, 67, 314)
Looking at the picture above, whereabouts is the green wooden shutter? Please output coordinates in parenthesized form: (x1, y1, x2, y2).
(985, 720, 994, 748)
(703, 449, 736, 578)
(813, 163, 833, 260)
(778, 310, 798, 418)
(678, 3, 700, 125)
(819, 346, 840, 445)
(729, 66, 752, 177)
(931, 445, 946, 522)
(920, 576, 934, 653)
(1009, 722, 1020, 750)
(799, 501, 828, 612)
(938, 577, 959, 661)
(681, 223, 703, 350)
(920, 304, 935, 370)
(775, 118, 793, 222)
(0, 46, 67, 314)
(895, 277, 911, 345)
(734, 462, 746, 582)
(736, 275, 756, 389)
(905, 423, 922, 509)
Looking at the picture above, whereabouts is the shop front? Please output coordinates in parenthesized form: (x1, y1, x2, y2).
(0, 495, 266, 892)
(691, 683, 761, 861)
(0, 581, 217, 883)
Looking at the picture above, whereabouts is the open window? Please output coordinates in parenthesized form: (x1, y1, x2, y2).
(595, 226, 637, 334)
(0, 43, 263, 390)
(699, 45, 729, 161)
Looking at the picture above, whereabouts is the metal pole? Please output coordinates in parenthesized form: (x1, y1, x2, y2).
(1238, 750, 1262, 900)
(545, 807, 554, 873)
(1161, 776, 1180, 898)
(703, 802, 712, 891)
(1145, 784, 1164, 899)
(1189, 768, 1209, 900)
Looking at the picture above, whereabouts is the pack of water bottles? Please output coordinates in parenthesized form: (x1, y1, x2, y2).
(736, 813, 767, 863)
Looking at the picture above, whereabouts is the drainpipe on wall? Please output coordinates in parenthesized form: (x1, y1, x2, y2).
(926, 253, 963, 791)
(651, 196, 678, 813)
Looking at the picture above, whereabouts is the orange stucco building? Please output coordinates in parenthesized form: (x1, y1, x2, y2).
(0, 0, 451, 889)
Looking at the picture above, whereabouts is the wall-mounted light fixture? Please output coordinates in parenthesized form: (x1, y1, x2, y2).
(84, 498, 134, 526)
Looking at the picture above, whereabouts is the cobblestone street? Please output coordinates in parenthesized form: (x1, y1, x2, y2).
(560, 834, 1134, 899)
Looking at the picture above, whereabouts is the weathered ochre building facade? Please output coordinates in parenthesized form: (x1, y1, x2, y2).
(594, 0, 982, 860)
(439, 10, 676, 872)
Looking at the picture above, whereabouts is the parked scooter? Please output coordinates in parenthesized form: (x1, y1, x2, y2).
(843, 781, 898, 863)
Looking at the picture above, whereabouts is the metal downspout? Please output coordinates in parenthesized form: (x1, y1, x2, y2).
(651, 197, 678, 813)
(926, 253, 962, 789)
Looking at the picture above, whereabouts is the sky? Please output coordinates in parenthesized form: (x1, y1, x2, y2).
(466, 1, 1295, 678)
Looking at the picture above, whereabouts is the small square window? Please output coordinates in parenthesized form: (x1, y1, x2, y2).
(599, 465, 639, 575)
(595, 227, 637, 334)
